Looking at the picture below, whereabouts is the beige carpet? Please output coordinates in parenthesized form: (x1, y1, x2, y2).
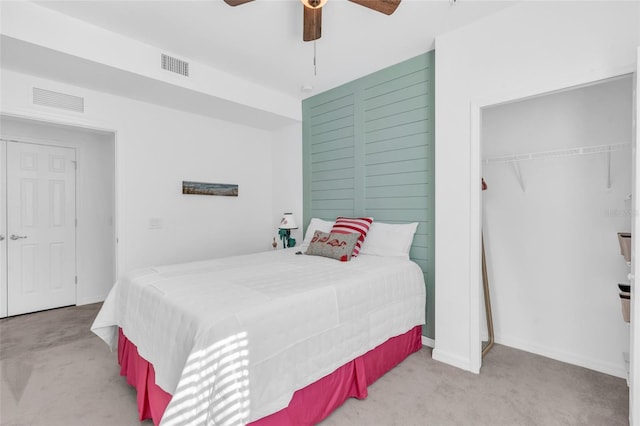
(0, 303, 629, 426)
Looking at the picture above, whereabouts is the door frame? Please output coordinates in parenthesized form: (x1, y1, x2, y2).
(471, 70, 638, 416)
(629, 49, 639, 426)
(0, 140, 6, 318)
(0, 112, 118, 317)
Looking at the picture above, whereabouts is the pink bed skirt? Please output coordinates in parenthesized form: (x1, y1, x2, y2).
(118, 326, 422, 425)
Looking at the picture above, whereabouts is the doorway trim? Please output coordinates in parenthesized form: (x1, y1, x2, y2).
(0, 111, 118, 316)
(629, 48, 639, 426)
(470, 70, 638, 418)
(0, 141, 5, 318)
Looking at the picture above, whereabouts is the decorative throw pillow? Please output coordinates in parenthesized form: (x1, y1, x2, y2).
(305, 230, 360, 262)
(330, 217, 373, 257)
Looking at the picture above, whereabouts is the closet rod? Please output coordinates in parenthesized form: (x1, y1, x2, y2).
(483, 142, 631, 165)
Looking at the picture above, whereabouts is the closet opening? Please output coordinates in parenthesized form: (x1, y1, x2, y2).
(0, 114, 116, 318)
(480, 74, 634, 383)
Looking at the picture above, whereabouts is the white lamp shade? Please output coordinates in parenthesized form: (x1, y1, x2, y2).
(279, 213, 298, 230)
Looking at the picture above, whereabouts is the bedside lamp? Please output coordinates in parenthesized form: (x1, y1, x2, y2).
(278, 213, 298, 248)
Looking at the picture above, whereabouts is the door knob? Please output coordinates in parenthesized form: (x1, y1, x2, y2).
(10, 234, 27, 240)
(0, 235, 4, 241)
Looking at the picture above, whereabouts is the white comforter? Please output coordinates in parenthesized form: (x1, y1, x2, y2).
(91, 249, 425, 425)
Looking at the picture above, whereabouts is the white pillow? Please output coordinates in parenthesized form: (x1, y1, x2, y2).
(359, 221, 419, 259)
(298, 218, 335, 250)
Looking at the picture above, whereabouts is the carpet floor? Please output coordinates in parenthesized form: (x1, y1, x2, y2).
(0, 303, 629, 426)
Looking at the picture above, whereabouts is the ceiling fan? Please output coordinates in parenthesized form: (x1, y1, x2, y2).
(223, 0, 401, 42)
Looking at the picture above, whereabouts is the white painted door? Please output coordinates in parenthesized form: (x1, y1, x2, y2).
(6, 142, 76, 316)
(0, 140, 6, 318)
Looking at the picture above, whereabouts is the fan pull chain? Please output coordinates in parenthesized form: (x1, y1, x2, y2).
(314, 40, 317, 76)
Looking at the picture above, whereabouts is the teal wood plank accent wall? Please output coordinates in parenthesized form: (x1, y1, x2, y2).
(302, 51, 435, 339)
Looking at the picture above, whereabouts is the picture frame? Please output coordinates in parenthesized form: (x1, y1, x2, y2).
(182, 181, 238, 197)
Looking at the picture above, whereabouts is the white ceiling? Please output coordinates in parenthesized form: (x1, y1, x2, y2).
(31, 0, 515, 100)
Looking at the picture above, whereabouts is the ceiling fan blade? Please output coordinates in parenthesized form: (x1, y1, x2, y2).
(223, 0, 254, 6)
(348, 0, 401, 15)
(303, 6, 322, 42)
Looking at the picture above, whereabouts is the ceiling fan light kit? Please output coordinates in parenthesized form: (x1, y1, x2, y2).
(223, 0, 401, 41)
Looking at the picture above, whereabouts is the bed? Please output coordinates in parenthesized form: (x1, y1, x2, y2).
(91, 220, 426, 425)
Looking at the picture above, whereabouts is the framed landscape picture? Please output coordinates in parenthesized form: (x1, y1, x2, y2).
(182, 181, 238, 197)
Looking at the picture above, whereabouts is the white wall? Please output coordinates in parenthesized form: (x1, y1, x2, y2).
(271, 124, 304, 248)
(482, 76, 633, 378)
(0, 116, 115, 306)
(434, 1, 640, 374)
(1, 69, 301, 303)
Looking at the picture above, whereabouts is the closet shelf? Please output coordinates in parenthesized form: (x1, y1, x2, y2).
(483, 142, 631, 164)
(483, 142, 631, 192)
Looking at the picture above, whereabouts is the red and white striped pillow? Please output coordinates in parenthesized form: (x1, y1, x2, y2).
(330, 217, 373, 257)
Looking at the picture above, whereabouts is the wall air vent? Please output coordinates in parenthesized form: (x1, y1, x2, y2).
(161, 54, 189, 77)
(33, 88, 85, 113)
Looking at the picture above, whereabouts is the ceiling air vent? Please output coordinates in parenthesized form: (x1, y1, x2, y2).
(161, 54, 189, 77)
(33, 88, 85, 113)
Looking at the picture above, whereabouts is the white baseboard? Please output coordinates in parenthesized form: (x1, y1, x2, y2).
(76, 294, 107, 306)
(496, 334, 627, 379)
(432, 348, 476, 373)
(421, 336, 435, 348)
